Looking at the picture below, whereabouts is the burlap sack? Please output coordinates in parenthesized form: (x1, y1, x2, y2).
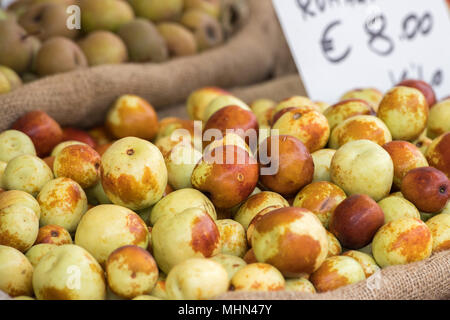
(0, 0, 289, 131)
(0, 74, 449, 300)
(217, 250, 450, 300)
(272, 27, 298, 77)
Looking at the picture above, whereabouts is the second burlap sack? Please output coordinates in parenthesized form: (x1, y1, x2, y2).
(0, 0, 290, 131)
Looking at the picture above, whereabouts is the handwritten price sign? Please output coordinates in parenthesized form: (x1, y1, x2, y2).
(273, 0, 450, 102)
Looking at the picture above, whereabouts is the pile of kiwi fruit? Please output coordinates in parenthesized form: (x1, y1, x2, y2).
(0, 0, 249, 95)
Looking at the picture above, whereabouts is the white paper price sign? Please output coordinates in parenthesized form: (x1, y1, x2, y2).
(273, 0, 450, 102)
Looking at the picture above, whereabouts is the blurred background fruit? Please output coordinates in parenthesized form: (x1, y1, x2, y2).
(0, 0, 249, 95)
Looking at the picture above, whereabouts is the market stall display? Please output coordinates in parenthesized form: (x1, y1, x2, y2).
(0, 0, 448, 303)
(0, 73, 449, 300)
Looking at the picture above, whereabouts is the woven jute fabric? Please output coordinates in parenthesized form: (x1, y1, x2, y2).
(216, 250, 450, 300)
(273, 31, 298, 77)
(0, 0, 288, 132)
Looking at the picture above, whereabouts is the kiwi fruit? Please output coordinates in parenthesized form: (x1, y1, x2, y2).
(157, 22, 198, 57)
(19, 2, 79, 41)
(117, 18, 168, 63)
(181, 9, 223, 51)
(80, 0, 135, 33)
(221, 0, 250, 38)
(78, 31, 129, 66)
(34, 36, 87, 76)
(128, 0, 184, 22)
(0, 19, 35, 73)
